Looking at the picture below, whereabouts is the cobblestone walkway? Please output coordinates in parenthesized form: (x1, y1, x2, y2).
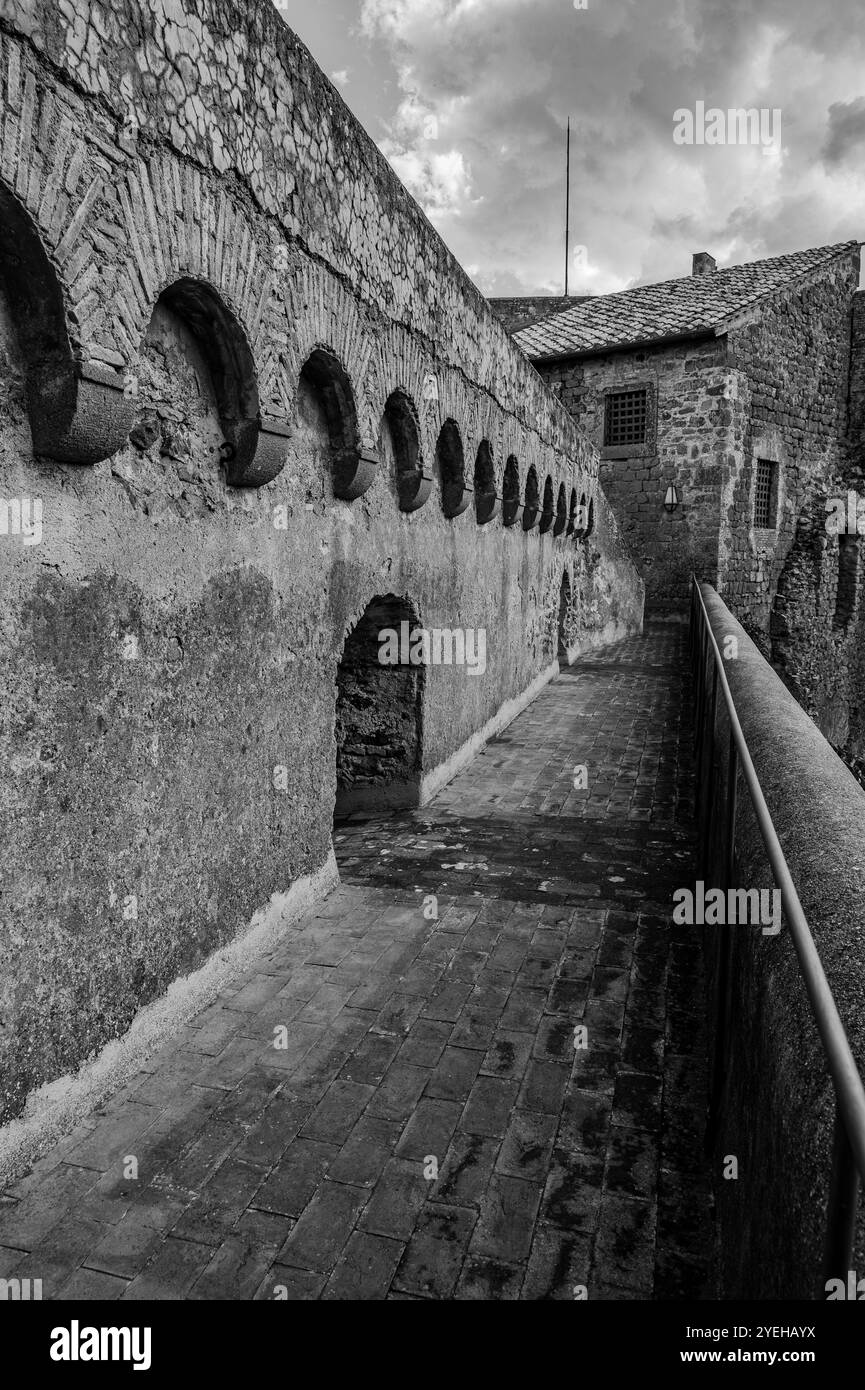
(0, 621, 715, 1300)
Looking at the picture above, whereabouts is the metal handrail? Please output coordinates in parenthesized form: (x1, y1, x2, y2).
(689, 575, 865, 1292)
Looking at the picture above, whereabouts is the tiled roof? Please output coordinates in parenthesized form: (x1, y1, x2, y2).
(512, 242, 861, 360)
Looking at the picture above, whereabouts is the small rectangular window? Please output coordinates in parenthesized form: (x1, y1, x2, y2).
(754, 459, 777, 530)
(604, 389, 647, 447)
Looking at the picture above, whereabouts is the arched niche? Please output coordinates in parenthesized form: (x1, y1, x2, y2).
(474, 439, 499, 525)
(523, 465, 540, 531)
(0, 180, 134, 464)
(554, 482, 568, 537)
(300, 347, 377, 500)
(151, 277, 288, 488)
(382, 389, 430, 512)
(539, 475, 555, 534)
(435, 419, 472, 518)
(502, 455, 521, 528)
(567, 487, 578, 535)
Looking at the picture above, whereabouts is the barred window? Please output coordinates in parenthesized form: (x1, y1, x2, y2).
(754, 459, 776, 529)
(604, 389, 647, 447)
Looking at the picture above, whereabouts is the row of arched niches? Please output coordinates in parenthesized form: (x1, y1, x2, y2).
(0, 171, 595, 541)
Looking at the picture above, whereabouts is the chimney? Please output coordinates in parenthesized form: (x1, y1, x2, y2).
(692, 251, 717, 278)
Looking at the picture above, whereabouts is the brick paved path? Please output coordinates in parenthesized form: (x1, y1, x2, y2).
(0, 621, 715, 1300)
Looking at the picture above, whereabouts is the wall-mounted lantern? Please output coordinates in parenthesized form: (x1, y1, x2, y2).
(664, 484, 680, 514)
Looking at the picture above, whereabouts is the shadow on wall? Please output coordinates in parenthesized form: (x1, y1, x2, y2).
(334, 594, 424, 818)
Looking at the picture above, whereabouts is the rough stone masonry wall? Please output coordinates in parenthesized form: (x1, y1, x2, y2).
(721, 253, 863, 753)
(540, 336, 734, 609)
(842, 292, 865, 760)
(0, 0, 643, 1129)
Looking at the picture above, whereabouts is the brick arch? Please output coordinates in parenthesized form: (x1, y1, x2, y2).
(366, 328, 436, 511)
(464, 393, 497, 466)
(502, 455, 521, 528)
(367, 328, 431, 444)
(0, 146, 135, 463)
(380, 388, 430, 513)
(523, 465, 541, 531)
(111, 153, 298, 484)
(113, 155, 274, 378)
(298, 345, 375, 501)
(141, 276, 288, 488)
(428, 368, 474, 446)
(285, 262, 374, 444)
(474, 439, 499, 525)
(539, 474, 556, 534)
(435, 418, 472, 519)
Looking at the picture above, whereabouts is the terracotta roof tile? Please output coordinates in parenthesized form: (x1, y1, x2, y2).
(512, 242, 861, 360)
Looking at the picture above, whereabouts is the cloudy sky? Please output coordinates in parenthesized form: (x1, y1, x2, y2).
(274, 0, 865, 297)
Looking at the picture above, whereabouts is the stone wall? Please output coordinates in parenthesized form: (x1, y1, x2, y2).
(488, 296, 586, 335)
(537, 254, 865, 761)
(723, 254, 859, 623)
(0, 0, 642, 1130)
(539, 336, 733, 610)
(722, 254, 863, 756)
(843, 292, 865, 762)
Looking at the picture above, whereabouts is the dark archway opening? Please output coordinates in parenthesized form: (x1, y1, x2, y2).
(557, 571, 571, 662)
(567, 487, 578, 535)
(334, 595, 424, 821)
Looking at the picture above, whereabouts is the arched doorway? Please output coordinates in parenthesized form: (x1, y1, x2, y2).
(557, 571, 571, 663)
(334, 595, 424, 819)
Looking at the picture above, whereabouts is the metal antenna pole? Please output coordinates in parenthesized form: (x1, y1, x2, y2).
(564, 117, 571, 297)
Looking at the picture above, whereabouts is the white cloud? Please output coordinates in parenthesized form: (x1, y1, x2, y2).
(355, 0, 865, 297)
(382, 143, 480, 220)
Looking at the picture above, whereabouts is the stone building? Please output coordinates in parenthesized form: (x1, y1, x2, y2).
(500, 244, 865, 757)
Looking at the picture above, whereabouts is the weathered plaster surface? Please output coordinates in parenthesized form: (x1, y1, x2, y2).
(0, 0, 643, 1125)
